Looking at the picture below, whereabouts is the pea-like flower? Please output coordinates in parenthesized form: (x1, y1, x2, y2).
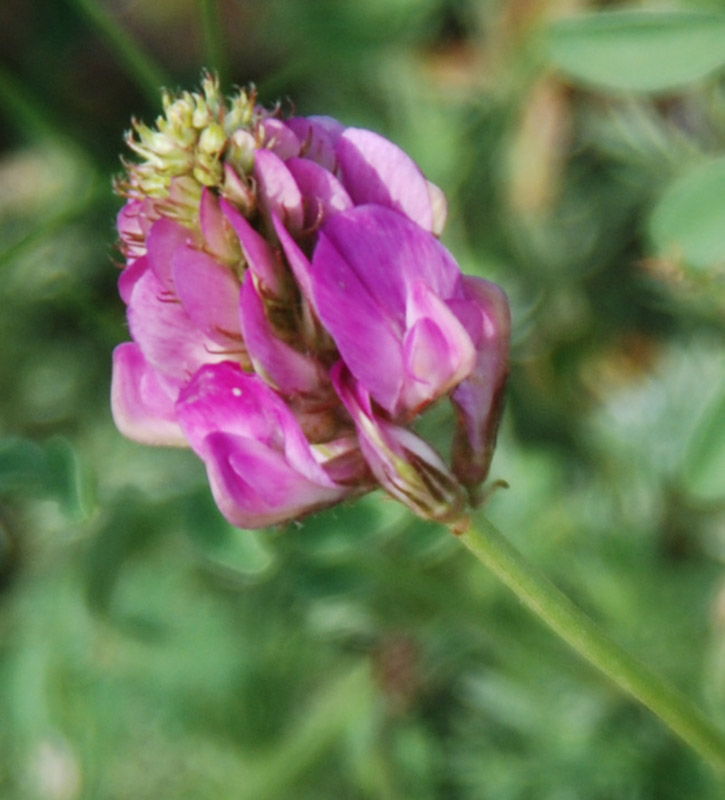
(112, 75, 510, 528)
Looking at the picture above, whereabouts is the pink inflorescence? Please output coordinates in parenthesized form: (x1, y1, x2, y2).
(112, 75, 510, 528)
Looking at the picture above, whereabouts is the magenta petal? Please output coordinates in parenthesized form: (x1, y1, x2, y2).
(312, 206, 466, 413)
(172, 245, 241, 339)
(312, 230, 404, 411)
(271, 212, 315, 305)
(117, 200, 142, 244)
(253, 148, 304, 234)
(176, 363, 332, 484)
(127, 268, 222, 380)
(331, 365, 463, 521)
(118, 255, 149, 305)
(117, 199, 154, 261)
(286, 157, 353, 228)
(319, 205, 461, 316)
(336, 128, 434, 231)
(220, 198, 283, 295)
(200, 188, 237, 262)
(400, 280, 476, 413)
(240, 274, 323, 394)
(286, 116, 344, 170)
(146, 217, 191, 292)
(111, 343, 186, 446)
(176, 363, 347, 528)
(259, 118, 301, 160)
(450, 276, 511, 487)
(197, 432, 346, 528)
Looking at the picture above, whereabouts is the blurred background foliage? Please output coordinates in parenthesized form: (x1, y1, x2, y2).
(1, 0, 725, 797)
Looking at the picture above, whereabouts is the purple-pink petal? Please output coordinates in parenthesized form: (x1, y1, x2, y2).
(111, 343, 186, 446)
(240, 274, 324, 394)
(127, 268, 225, 380)
(118, 254, 149, 305)
(319, 205, 461, 313)
(312, 229, 404, 411)
(311, 205, 469, 415)
(331, 364, 463, 521)
(400, 280, 476, 413)
(195, 432, 345, 528)
(175, 362, 348, 528)
(146, 217, 190, 292)
(271, 212, 316, 308)
(117, 199, 153, 262)
(172, 245, 241, 339)
(259, 118, 301, 160)
(220, 198, 284, 296)
(200, 188, 238, 262)
(336, 128, 434, 231)
(286, 116, 344, 170)
(253, 148, 304, 234)
(286, 157, 353, 229)
(450, 276, 511, 487)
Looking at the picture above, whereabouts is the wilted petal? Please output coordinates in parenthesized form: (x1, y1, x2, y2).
(332, 364, 464, 522)
(253, 148, 304, 234)
(427, 180, 448, 236)
(451, 276, 511, 489)
(221, 162, 256, 215)
(176, 362, 348, 528)
(240, 274, 324, 394)
(111, 343, 186, 446)
(337, 128, 434, 231)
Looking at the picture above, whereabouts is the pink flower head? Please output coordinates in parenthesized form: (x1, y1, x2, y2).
(112, 75, 510, 529)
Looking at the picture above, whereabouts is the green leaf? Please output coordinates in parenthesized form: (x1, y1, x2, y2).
(649, 156, 725, 272)
(547, 10, 725, 93)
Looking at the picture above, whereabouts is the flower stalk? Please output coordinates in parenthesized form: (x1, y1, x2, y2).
(456, 514, 725, 774)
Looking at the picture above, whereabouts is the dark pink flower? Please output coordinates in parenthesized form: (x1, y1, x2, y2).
(111, 77, 510, 528)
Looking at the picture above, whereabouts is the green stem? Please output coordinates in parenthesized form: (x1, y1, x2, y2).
(64, 0, 171, 102)
(198, 0, 230, 89)
(457, 514, 725, 773)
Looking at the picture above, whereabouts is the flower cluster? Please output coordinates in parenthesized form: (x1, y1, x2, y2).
(112, 75, 510, 529)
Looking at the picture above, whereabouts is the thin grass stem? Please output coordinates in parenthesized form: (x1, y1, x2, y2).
(198, 0, 230, 89)
(64, 0, 171, 102)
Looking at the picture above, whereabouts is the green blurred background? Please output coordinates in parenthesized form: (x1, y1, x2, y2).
(2, 0, 725, 797)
